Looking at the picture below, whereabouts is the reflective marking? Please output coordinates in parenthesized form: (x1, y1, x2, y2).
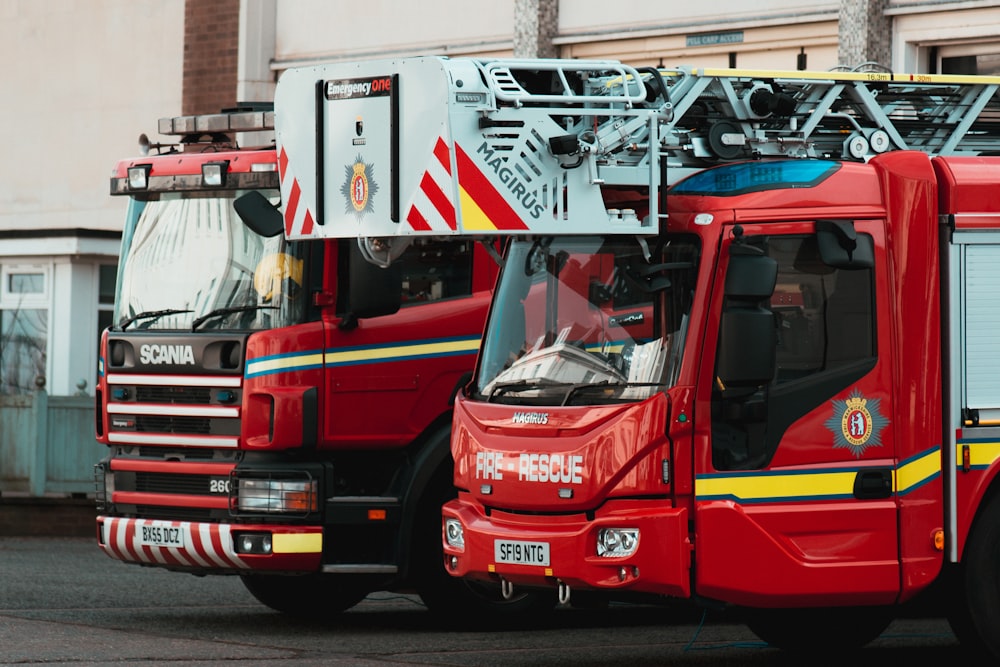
(273, 532, 323, 554)
(106, 374, 240, 387)
(107, 403, 239, 418)
(107, 433, 239, 448)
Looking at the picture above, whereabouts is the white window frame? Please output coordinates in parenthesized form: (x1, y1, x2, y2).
(1, 263, 50, 306)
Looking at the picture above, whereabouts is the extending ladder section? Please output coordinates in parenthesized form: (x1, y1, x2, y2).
(272, 57, 1000, 239)
(471, 60, 1000, 186)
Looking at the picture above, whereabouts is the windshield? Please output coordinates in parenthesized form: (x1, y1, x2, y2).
(476, 235, 699, 405)
(113, 190, 304, 331)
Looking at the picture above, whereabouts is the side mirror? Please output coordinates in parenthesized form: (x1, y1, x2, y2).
(716, 249, 778, 388)
(716, 307, 776, 388)
(816, 219, 874, 269)
(724, 250, 778, 299)
(234, 191, 284, 238)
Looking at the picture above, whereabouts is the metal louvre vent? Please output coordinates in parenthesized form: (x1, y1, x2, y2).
(964, 245, 1000, 409)
(133, 471, 214, 495)
(135, 414, 211, 434)
(137, 447, 219, 460)
(135, 386, 211, 404)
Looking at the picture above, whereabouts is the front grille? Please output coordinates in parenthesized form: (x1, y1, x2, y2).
(137, 447, 220, 460)
(109, 380, 241, 438)
(136, 415, 211, 434)
(136, 386, 211, 404)
(135, 506, 221, 522)
(134, 472, 215, 495)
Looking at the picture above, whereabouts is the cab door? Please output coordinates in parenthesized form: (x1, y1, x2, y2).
(693, 219, 900, 607)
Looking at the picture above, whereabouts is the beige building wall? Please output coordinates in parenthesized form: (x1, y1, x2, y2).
(272, 0, 515, 67)
(266, 1, 1000, 77)
(557, 1, 840, 70)
(0, 1, 184, 395)
(890, 2, 1000, 74)
(0, 1, 184, 234)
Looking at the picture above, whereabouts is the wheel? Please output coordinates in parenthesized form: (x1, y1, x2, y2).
(241, 573, 369, 617)
(744, 605, 892, 652)
(948, 493, 1000, 660)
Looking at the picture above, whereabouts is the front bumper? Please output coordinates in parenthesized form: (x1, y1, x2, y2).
(441, 497, 691, 597)
(97, 516, 323, 573)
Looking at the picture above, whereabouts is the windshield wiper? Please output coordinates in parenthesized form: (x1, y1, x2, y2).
(191, 305, 277, 331)
(118, 309, 194, 331)
(486, 378, 574, 402)
(561, 380, 666, 406)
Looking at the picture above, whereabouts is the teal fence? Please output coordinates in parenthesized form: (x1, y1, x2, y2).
(0, 391, 103, 497)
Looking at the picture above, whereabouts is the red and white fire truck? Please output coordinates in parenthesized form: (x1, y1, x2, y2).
(270, 57, 1000, 657)
(94, 103, 550, 618)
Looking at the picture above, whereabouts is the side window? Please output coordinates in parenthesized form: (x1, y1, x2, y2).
(397, 239, 473, 304)
(771, 235, 875, 383)
(1, 264, 50, 395)
(712, 233, 876, 471)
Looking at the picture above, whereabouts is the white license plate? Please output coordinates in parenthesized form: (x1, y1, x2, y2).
(494, 539, 550, 566)
(135, 522, 187, 548)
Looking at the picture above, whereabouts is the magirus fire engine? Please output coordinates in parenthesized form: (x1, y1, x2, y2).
(270, 56, 1000, 657)
(93, 103, 551, 619)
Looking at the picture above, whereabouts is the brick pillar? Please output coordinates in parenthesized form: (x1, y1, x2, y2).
(183, 0, 241, 115)
(839, 0, 891, 70)
(513, 0, 559, 58)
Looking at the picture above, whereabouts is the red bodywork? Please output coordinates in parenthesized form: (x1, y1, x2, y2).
(444, 152, 1000, 609)
(96, 144, 499, 574)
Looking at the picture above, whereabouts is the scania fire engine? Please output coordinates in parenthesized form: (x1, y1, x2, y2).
(270, 56, 1000, 657)
(94, 104, 550, 618)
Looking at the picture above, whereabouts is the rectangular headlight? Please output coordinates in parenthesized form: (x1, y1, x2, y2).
(201, 161, 229, 187)
(237, 477, 317, 513)
(127, 165, 151, 190)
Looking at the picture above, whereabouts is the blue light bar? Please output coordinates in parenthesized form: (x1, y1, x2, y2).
(671, 159, 840, 196)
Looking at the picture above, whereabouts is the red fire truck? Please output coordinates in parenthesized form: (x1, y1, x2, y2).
(266, 57, 1000, 657)
(94, 104, 549, 618)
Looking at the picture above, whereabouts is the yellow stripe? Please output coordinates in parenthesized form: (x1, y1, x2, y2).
(696, 469, 857, 502)
(967, 441, 1000, 467)
(458, 185, 498, 231)
(272, 532, 322, 554)
(325, 338, 480, 365)
(249, 353, 323, 375)
(897, 450, 940, 494)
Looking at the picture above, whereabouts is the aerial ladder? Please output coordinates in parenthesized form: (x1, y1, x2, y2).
(488, 61, 1000, 228)
(275, 58, 1000, 244)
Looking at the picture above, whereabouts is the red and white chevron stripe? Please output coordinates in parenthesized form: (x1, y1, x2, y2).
(405, 136, 457, 232)
(100, 517, 248, 570)
(278, 146, 316, 237)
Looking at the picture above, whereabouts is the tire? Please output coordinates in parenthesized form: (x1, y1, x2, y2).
(948, 493, 1000, 660)
(241, 573, 369, 617)
(745, 605, 892, 652)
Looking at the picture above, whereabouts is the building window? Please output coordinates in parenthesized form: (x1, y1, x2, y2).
(1, 264, 49, 395)
(8, 272, 44, 294)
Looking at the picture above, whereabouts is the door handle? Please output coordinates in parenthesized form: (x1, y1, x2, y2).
(853, 469, 892, 500)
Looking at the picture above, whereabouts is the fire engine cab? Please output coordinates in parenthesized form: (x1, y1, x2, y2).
(94, 103, 552, 620)
(270, 56, 1000, 658)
